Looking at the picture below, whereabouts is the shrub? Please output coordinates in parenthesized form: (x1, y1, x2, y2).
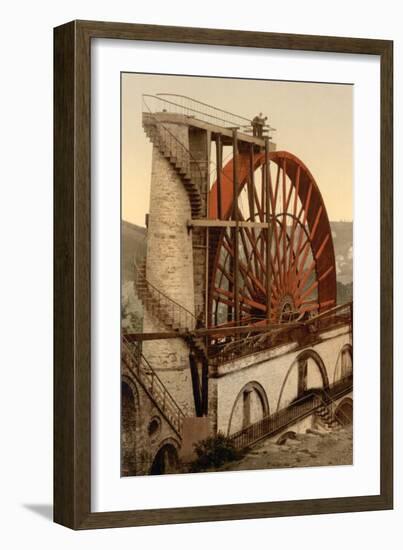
(190, 433, 243, 472)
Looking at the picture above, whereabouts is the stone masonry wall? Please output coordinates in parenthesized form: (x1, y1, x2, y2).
(143, 122, 196, 415)
(211, 326, 352, 436)
(121, 372, 181, 476)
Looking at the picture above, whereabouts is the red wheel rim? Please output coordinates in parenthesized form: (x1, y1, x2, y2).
(208, 150, 337, 328)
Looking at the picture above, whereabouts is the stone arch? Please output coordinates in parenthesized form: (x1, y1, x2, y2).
(121, 376, 140, 476)
(340, 344, 353, 379)
(334, 397, 353, 425)
(276, 349, 329, 412)
(333, 343, 353, 383)
(150, 437, 180, 475)
(227, 381, 270, 436)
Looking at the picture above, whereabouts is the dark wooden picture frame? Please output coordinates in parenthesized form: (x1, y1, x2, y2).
(54, 20, 393, 530)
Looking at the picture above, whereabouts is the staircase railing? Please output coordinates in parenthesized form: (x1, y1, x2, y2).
(142, 99, 207, 216)
(135, 261, 200, 331)
(230, 392, 322, 450)
(122, 335, 185, 436)
(320, 375, 353, 425)
(229, 376, 353, 450)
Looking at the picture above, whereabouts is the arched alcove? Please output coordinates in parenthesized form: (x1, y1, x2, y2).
(227, 381, 269, 435)
(333, 343, 353, 383)
(334, 397, 353, 425)
(341, 345, 353, 379)
(150, 441, 180, 475)
(121, 379, 139, 476)
(277, 349, 329, 411)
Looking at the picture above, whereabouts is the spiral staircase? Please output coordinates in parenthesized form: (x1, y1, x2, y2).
(142, 113, 204, 218)
(131, 114, 210, 417)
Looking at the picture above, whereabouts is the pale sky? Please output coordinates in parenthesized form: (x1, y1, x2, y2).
(122, 73, 353, 226)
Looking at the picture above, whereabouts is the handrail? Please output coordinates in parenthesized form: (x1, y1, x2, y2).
(142, 97, 206, 213)
(321, 376, 353, 425)
(229, 390, 322, 449)
(134, 261, 200, 330)
(122, 335, 185, 435)
(142, 107, 205, 182)
(209, 302, 352, 365)
(304, 301, 353, 326)
(229, 377, 353, 449)
(143, 93, 247, 129)
(143, 94, 260, 207)
(326, 375, 353, 399)
(125, 337, 185, 416)
(155, 93, 251, 127)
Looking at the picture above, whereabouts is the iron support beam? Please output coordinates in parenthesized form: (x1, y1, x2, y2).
(232, 128, 240, 325)
(216, 133, 223, 220)
(248, 145, 259, 280)
(265, 137, 272, 321)
(124, 322, 301, 342)
(124, 301, 352, 341)
(188, 219, 272, 229)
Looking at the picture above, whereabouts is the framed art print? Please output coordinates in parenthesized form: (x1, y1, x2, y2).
(54, 20, 393, 529)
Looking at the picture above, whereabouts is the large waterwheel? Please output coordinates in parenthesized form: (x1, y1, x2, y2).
(208, 150, 337, 329)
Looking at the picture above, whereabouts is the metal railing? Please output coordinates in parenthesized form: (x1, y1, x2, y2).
(304, 301, 353, 333)
(230, 375, 353, 450)
(135, 261, 201, 331)
(142, 105, 206, 216)
(122, 335, 185, 436)
(230, 391, 321, 449)
(209, 302, 352, 365)
(322, 375, 353, 424)
(143, 93, 251, 129)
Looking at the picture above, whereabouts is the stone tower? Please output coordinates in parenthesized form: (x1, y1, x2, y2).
(141, 114, 209, 416)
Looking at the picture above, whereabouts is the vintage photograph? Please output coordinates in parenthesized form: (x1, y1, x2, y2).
(121, 73, 353, 477)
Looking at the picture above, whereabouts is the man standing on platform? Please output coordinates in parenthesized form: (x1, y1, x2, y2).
(251, 112, 268, 137)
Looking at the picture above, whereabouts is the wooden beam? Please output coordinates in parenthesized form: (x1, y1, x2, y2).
(265, 137, 272, 321)
(124, 302, 353, 341)
(216, 133, 223, 220)
(189, 220, 272, 229)
(124, 322, 301, 341)
(232, 128, 240, 326)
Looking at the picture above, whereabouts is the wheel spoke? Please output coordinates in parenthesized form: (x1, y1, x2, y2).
(297, 279, 319, 303)
(244, 228, 281, 295)
(214, 287, 266, 312)
(210, 152, 337, 328)
(295, 206, 323, 276)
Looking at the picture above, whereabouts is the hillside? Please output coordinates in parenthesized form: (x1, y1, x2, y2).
(122, 220, 352, 284)
(121, 221, 147, 333)
(122, 221, 147, 282)
(331, 221, 353, 285)
(121, 220, 353, 324)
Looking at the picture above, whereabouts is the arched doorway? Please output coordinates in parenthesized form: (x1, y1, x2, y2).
(150, 443, 179, 475)
(333, 344, 353, 383)
(299, 349, 329, 394)
(121, 380, 138, 476)
(340, 345, 353, 380)
(334, 398, 353, 425)
(277, 350, 329, 411)
(227, 381, 269, 435)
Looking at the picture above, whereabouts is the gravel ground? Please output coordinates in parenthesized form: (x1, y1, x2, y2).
(219, 425, 353, 472)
